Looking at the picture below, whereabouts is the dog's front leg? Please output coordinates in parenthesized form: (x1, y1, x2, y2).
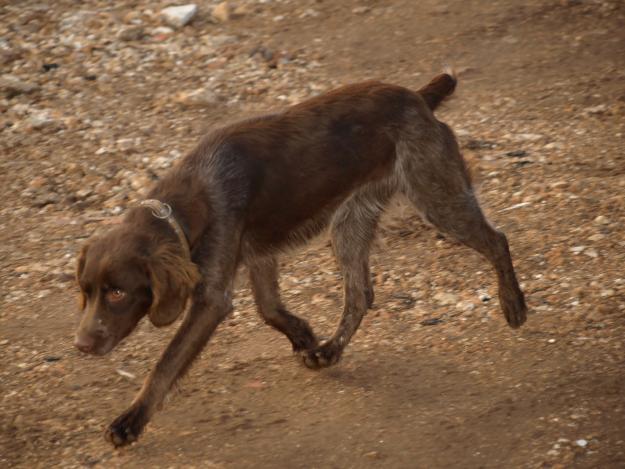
(105, 290, 232, 447)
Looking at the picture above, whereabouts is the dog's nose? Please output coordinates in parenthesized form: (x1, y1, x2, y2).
(74, 334, 95, 353)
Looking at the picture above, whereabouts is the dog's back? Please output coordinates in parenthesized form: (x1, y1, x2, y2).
(186, 75, 457, 250)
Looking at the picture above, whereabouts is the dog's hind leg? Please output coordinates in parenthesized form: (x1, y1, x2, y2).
(248, 256, 318, 352)
(300, 180, 394, 369)
(396, 121, 527, 328)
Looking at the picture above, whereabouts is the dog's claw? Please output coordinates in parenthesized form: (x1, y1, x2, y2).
(299, 341, 342, 370)
(105, 405, 148, 448)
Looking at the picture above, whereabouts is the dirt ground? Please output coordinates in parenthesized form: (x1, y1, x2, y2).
(1, 0, 624, 467)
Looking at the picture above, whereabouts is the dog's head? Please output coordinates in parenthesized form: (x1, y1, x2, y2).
(74, 226, 200, 355)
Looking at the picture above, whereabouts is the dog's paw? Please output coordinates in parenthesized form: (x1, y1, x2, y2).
(299, 341, 342, 370)
(501, 289, 527, 329)
(105, 405, 148, 448)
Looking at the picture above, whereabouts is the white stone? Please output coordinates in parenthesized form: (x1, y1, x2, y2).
(161, 4, 198, 28)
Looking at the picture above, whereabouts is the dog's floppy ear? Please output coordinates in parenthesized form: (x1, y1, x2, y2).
(148, 242, 200, 327)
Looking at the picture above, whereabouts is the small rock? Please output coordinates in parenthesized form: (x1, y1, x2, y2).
(117, 25, 144, 41)
(478, 292, 492, 302)
(594, 215, 609, 225)
(161, 4, 198, 28)
(0, 47, 22, 65)
(465, 139, 496, 150)
(515, 133, 543, 142)
(175, 88, 221, 107)
(42, 63, 59, 72)
(433, 292, 458, 306)
(600, 289, 615, 298)
(32, 192, 60, 207)
(364, 451, 381, 459)
(584, 104, 607, 115)
(575, 439, 588, 448)
(501, 202, 531, 211)
(584, 248, 598, 258)
(75, 188, 93, 199)
(0, 74, 40, 97)
(353, 6, 371, 14)
(505, 150, 528, 157)
(420, 317, 443, 326)
(27, 110, 56, 130)
(129, 174, 151, 191)
(28, 176, 48, 189)
(116, 369, 136, 380)
(570, 246, 585, 254)
(212, 2, 232, 22)
(151, 26, 175, 38)
(44, 356, 61, 362)
(456, 300, 475, 312)
(116, 138, 135, 152)
(547, 338, 556, 344)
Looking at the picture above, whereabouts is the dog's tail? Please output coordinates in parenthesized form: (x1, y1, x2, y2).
(418, 67, 457, 111)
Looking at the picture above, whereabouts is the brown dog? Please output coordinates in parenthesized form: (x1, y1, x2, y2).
(75, 71, 527, 447)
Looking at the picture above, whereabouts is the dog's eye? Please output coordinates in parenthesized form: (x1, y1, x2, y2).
(106, 288, 126, 303)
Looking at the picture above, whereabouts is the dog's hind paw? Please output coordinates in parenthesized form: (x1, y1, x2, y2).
(299, 341, 342, 370)
(105, 404, 148, 448)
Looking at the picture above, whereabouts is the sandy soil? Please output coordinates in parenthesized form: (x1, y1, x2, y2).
(1, 0, 624, 467)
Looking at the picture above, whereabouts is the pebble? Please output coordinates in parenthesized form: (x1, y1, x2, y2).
(161, 4, 198, 28)
(593, 215, 609, 225)
(433, 292, 458, 306)
(505, 150, 528, 157)
(117, 25, 144, 42)
(212, 2, 232, 23)
(456, 300, 475, 312)
(420, 317, 443, 326)
(600, 289, 615, 298)
(583, 248, 598, 258)
(116, 369, 136, 380)
(515, 133, 543, 142)
(575, 439, 588, 447)
(27, 110, 56, 130)
(478, 292, 492, 302)
(0, 74, 40, 96)
(175, 88, 221, 107)
(584, 104, 607, 115)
